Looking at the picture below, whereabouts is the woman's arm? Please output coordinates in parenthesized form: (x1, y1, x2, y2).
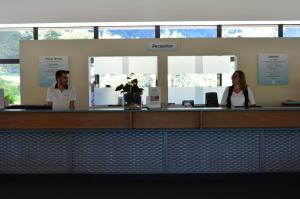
(220, 87, 229, 107)
(248, 87, 256, 106)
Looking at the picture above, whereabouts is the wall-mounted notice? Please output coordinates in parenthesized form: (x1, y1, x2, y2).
(39, 56, 69, 87)
(148, 42, 177, 51)
(258, 54, 288, 85)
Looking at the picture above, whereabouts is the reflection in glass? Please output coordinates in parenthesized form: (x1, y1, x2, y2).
(89, 56, 157, 106)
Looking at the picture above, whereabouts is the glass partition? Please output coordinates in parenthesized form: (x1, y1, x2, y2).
(168, 55, 236, 104)
(89, 56, 157, 106)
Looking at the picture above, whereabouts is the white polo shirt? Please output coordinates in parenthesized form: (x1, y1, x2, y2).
(47, 84, 76, 110)
(221, 86, 255, 107)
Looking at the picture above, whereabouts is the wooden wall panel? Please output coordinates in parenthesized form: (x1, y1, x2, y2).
(0, 112, 130, 129)
(132, 112, 200, 129)
(203, 111, 300, 128)
(2, 110, 300, 129)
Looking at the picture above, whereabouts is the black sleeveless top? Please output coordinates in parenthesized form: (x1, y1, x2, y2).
(226, 86, 249, 108)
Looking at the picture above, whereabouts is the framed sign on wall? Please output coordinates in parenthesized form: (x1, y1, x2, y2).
(39, 56, 69, 87)
(258, 54, 288, 85)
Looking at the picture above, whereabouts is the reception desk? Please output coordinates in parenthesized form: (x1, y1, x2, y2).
(1, 107, 300, 174)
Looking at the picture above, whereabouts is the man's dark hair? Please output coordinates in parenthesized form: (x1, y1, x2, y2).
(55, 70, 69, 81)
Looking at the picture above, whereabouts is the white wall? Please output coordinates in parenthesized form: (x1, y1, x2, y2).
(1, 0, 300, 24)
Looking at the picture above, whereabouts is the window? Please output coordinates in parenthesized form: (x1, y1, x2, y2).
(38, 27, 94, 40)
(168, 56, 236, 104)
(0, 28, 32, 105)
(283, 25, 300, 37)
(222, 25, 278, 38)
(160, 26, 217, 38)
(0, 28, 33, 59)
(89, 56, 157, 106)
(0, 64, 20, 104)
(98, 27, 155, 39)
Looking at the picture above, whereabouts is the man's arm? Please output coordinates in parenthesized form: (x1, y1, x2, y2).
(46, 87, 53, 109)
(69, 88, 76, 110)
(69, 100, 75, 110)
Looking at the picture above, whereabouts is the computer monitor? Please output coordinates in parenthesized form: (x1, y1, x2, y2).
(205, 92, 219, 107)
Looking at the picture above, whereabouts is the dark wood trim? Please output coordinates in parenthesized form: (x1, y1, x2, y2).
(129, 111, 133, 129)
(199, 111, 203, 129)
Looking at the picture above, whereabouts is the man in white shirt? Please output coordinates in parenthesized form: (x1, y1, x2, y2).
(47, 70, 76, 110)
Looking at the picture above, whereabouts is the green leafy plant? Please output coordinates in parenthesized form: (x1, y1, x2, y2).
(4, 95, 15, 104)
(115, 74, 144, 95)
(0, 77, 19, 105)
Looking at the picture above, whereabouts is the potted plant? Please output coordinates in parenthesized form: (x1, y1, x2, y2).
(4, 95, 15, 107)
(115, 74, 143, 110)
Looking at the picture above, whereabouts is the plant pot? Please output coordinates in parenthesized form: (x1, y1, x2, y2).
(124, 93, 142, 110)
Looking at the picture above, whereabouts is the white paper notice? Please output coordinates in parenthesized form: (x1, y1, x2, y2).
(146, 87, 161, 108)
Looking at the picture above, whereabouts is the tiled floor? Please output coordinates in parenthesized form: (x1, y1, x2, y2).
(0, 174, 299, 199)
